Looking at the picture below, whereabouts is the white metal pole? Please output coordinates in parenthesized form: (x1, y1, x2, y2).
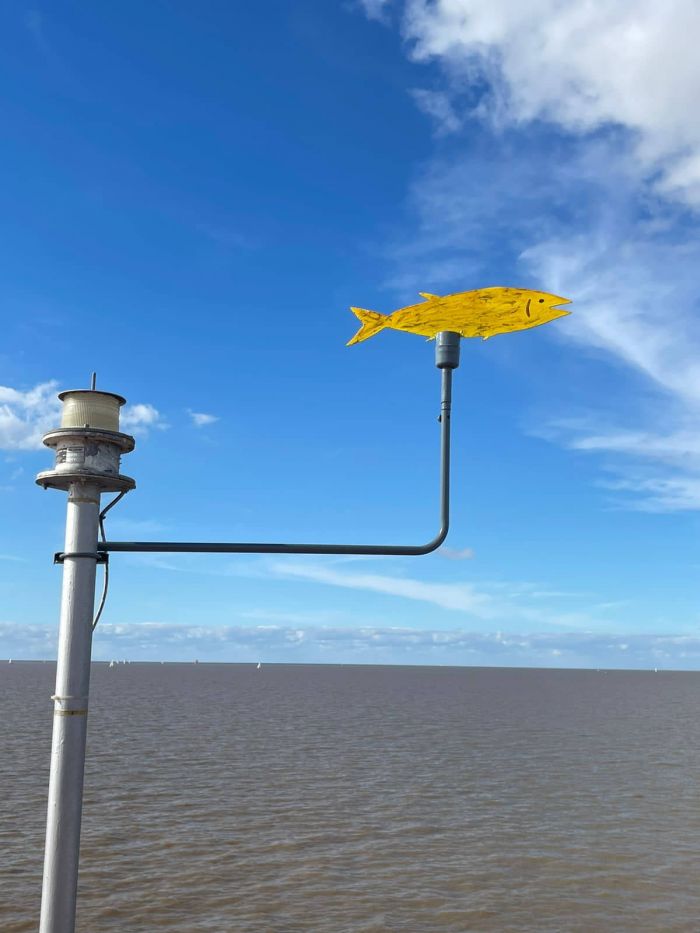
(39, 482, 101, 933)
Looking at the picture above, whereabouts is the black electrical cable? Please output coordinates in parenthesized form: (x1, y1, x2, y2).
(91, 491, 129, 630)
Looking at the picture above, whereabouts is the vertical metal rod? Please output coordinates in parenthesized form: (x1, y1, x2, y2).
(439, 365, 452, 538)
(40, 483, 101, 933)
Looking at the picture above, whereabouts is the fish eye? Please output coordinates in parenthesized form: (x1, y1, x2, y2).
(538, 299, 544, 303)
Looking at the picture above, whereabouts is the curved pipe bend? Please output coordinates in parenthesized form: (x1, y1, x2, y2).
(99, 349, 456, 558)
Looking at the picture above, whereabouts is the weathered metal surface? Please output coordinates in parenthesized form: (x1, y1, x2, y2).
(39, 483, 101, 933)
(37, 428, 135, 493)
(37, 387, 137, 933)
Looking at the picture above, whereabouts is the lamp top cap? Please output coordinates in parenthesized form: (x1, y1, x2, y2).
(57, 388, 128, 433)
(58, 389, 127, 406)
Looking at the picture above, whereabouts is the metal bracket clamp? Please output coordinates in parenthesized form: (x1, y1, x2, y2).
(54, 551, 109, 565)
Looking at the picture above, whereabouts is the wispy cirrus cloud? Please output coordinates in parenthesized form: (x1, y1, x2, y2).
(359, 1, 700, 512)
(107, 517, 168, 536)
(97, 551, 617, 629)
(267, 559, 617, 629)
(187, 409, 219, 428)
(536, 415, 700, 512)
(439, 546, 475, 561)
(523, 226, 700, 510)
(271, 558, 497, 615)
(410, 89, 461, 136)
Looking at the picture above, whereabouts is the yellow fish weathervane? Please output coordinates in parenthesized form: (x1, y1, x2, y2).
(347, 286, 571, 345)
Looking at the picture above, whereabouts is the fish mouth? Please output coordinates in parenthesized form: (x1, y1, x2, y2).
(550, 296, 572, 315)
(551, 296, 572, 308)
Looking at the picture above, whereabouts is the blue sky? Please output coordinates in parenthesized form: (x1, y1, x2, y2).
(3, 1, 700, 668)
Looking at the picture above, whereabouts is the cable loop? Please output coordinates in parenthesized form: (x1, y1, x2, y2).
(91, 491, 129, 630)
(52, 490, 129, 631)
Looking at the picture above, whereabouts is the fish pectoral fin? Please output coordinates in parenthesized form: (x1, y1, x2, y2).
(419, 292, 440, 300)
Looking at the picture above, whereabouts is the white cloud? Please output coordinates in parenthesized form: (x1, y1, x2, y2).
(521, 219, 700, 511)
(358, 0, 700, 512)
(534, 414, 700, 511)
(357, 0, 392, 23)
(523, 229, 700, 408)
(553, 423, 700, 467)
(187, 409, 219, 428)
(603, 475, 700, 514)
(411, 88, 462, 136)
(119, 403, 167, 435)
(0, 381, 61, 450)
(272, 559, 498, 614)
(267, 559, 616, 629)
(381, 131, 615, 296)
(402, 0, 700, 204)
(4, 619, 700, 668)
(0, 383, 166, 449)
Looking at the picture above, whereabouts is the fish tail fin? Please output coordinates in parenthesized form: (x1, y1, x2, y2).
(347, 307, 387, 346)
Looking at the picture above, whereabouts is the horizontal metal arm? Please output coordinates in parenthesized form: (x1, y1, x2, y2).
(99, 336, 459, 557)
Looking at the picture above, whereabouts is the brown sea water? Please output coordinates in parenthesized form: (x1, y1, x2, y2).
(3, 662, 700, 932)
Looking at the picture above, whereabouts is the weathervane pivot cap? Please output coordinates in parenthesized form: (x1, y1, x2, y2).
(435, 331, 461, 369)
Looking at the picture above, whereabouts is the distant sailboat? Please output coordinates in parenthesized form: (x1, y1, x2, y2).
(109, 660, 115, 668)
(257, 662, 262, 670)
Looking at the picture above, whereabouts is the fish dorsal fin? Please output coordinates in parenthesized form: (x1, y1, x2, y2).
(419, 292, 440, 300)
